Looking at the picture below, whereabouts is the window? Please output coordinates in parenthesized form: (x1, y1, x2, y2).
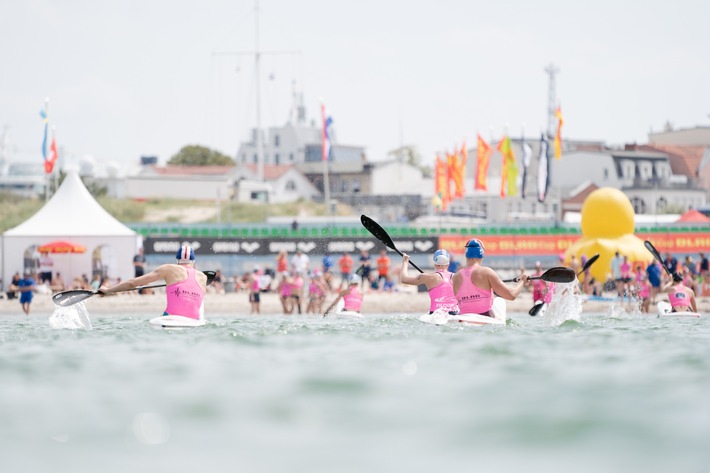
(352, 179, 361, 193)
(253, 154, 258, 164)
(631, 197, 646, 214)
(274, 135, 280, 147)
(274, 153, 280, 165)
(603, 168, 609, 180)
(285, 180, 296, 191)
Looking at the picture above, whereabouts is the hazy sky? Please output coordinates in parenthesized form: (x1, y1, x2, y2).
(1, 0, 709, 170)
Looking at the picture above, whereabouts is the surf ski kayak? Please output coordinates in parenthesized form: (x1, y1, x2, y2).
(657, 301, 701, 318)
(149, 315, 207, 328)
(419, 297, 506, 326)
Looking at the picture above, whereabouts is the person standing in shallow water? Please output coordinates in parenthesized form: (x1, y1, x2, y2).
(452, 239, 528, 316)
(12, 270, 35, 315)
(100, 245, 207, 320)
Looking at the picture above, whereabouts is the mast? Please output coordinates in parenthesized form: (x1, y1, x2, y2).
(254, 0, 264, 181)
(544, 63, 560, 138)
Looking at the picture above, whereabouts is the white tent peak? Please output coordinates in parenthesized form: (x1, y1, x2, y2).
(4, 171, 136, 237)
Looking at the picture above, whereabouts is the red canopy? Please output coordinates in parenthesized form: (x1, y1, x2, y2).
(37, 240, 87, 254)
(676, 209, 710, 223)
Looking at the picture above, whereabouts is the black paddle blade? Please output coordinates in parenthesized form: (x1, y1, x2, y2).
(360, 215, 397, 252)
(538, 267, 576, 283)
(360, 214, 424, 273)
(529, 302, 545, 316)
(204, 270, 217, 285)
(579, 254, 600, 275)
(52, 290, 97, 307)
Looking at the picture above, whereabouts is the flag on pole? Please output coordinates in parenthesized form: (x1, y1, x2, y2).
(455, 141, 468, 198)
(40, 104, 48, 164)
(537, 133, 550, 202)
(475, 134, 490, 191)
(520, 136, 533, 198)
(449, 144, 466, 199)
(321, 103, 333, 161)
(497, 136, 519, 198)
(553, 107, 563, 159)
(434, 155, 450, 211)
(45, 133, 58, 174)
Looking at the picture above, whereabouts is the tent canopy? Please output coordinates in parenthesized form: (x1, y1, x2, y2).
(4, 171, 136, 237)
(676, 209, 710, 223)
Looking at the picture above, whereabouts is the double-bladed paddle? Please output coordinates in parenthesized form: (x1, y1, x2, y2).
(52, 270, 217, 307)
(360, 215, 424, 273)
(503, 266, 576, 284)
(528, 254, 599, 316)
(644, 240, 672, 276)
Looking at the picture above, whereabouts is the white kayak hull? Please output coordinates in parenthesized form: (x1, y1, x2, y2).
(332, 310, 364, 318)
(330, 298, 363, 318)
(657, 301, 701, 318)
(149, 315, 207, 328)
(420, 298, 507, 326)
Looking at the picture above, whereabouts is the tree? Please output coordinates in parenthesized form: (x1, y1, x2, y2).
(388, 145, 433, 178)
(169, 145, 235, 166)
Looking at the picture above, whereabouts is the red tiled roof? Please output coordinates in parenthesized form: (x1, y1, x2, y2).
(640, 144, 706, 177)
(243, 164, 295, 180)
(152, 165, 235, 176)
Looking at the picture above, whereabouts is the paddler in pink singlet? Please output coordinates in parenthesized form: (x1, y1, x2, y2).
(452, 239, 528, 316)
(99, 245, 208, 320)
(663, 272, 697, 313)
(399, 249, 459, 314)
(324, 274, 363, 315)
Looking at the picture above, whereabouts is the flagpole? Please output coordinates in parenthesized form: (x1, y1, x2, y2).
(44, 98, 50, 202)
(320, 99, 330, 216)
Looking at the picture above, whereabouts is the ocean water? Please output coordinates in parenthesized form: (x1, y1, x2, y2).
(1, 305, 710, 473)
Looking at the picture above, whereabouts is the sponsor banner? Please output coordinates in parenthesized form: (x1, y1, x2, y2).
(440, 232, 710, 256)
(439, 235, 580, 256)
(636, 233, 710, 253)
(144, 237, 439, 256)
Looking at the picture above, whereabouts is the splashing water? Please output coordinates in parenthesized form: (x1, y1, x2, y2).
(49, 302, 92, 330)
(543, 282, 583, 326)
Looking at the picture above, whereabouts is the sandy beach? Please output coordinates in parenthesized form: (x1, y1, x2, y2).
(3, 285, 709, 316)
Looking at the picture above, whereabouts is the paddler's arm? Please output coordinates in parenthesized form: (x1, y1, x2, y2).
(489, 268, 528, 301)
(399, 253, 433, 287)
(99, 266, 166, 295)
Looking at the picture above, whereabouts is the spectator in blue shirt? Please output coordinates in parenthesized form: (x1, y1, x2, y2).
(646, 261, 662, 303)
(12, 270, 36, 315)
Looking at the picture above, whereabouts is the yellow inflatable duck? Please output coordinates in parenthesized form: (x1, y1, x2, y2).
(564, 187, 653, 283)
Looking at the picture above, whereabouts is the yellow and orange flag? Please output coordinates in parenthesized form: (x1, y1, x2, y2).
(497, 136, 519, 198)
(554, 107, 564, 159)
(434, 155, 450, 211)
(449, 143, 467, 199)
(475, 135, 490, 191)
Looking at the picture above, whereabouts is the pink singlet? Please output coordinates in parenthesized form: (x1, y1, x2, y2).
(429, 270, 459, 313)
(343, 286, 363, 312)
(456, 266, 494, 315)
(164, 266, 205, 319)
(668, 284, 693, 310)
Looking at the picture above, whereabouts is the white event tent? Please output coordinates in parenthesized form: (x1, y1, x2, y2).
(2, 171, 139, 288)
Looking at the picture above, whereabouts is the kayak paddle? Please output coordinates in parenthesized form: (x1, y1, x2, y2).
(529, 254, 599, 316)
(52, 270, 217, 307)
(361, 214, 423, 273)
(644, 240, 672, 277)
(503, 266, 576, 284)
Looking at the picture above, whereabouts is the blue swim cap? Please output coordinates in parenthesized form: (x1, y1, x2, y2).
(176, 245, 195, 262)
(432, 249, 450, 265)
(465, 239, 484, 259)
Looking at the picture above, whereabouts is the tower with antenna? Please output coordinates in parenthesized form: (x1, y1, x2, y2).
(544, 63, 560, 137)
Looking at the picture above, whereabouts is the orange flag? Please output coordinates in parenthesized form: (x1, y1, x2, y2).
(554, 107, 564, 159)
(475, 135, 490, 191)
(455, 141, 467, 198)
(449, 144, 466, 199)
(434, 155, 450, 211)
